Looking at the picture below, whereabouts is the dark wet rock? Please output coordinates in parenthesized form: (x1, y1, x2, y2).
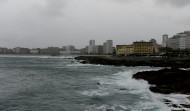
(81, 60, 88, 64)
(170, 104, 181, 108)
(163, 99, 172, 103)
(119, 88, 127, 91)
(165, 102, 171, 105)
(171, 109, 185, 111)
(162, 99, 183, 109)
(149, 86, 173, 94)
(180, 104, 190, 108)
(75, 56, 190, 68)
(187, 96, 190, 100)
(133, 68, 190, 94)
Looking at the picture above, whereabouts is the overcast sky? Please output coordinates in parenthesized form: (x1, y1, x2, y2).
(0, 0, 190, 49)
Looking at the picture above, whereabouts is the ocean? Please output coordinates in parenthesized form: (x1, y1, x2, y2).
(0, 55, 189, 111)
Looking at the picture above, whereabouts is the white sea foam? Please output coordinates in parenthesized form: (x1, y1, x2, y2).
(85, 104, 128, 111)
(91, 67, 190, 110)
(114, 69, 190, 110)
(112, 71, 149, 91)
(80, 66, 190, 110)
(66, 63, 104, 67)
(180, 68, 190, 70)
(109, 70, 170, 110)
(66, 63, 93, 67)
(81, 89, 110, 96)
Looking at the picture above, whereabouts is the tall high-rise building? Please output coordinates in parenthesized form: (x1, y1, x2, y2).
(162, 34, 168, 47)
(88, 40, 95, 54)
(106, 40, 113, 54)
(89, 40, 95, 46)
(103, 42, 107, 54)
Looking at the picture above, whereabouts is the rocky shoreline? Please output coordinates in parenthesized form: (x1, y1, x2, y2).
(75, 56, 190, 110)
(133, 68, 190, 110)
(75, 56, 190, 94)
(133, 68, 190, 94)
(74, 56, 190, 68)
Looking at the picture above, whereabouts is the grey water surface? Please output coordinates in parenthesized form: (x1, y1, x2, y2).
(0, 56, 179, 111)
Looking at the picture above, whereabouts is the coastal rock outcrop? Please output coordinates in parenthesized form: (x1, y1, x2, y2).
(74, 56, 190, 68)
(133, 68, 190, 94)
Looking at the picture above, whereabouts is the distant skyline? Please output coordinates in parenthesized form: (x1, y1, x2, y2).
(0, 0, 190, 48)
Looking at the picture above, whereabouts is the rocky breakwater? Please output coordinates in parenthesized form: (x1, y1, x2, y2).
(133, 68, 190, 110)
(74, 56, 190, 68)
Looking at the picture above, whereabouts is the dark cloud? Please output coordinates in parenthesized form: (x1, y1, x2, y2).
(155, 0, 190, 7)
(0, 0, 190, 48)
(110, 0, 141, 3)
(40, 0, 66, 17)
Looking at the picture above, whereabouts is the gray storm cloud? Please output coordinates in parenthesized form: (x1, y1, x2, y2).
(155, 0, 190, 7)
(42, 0, 66, 17)
(111, 0, 140, 3)
(0, 0, 190, 49)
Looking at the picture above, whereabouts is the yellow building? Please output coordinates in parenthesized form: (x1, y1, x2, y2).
(133, 41, 155, 55)
(116, 45, 133, 56)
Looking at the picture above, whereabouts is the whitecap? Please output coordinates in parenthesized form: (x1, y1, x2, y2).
(92, 67, 184, 110)
(80, 90, 110, 96)
(85, 104, 128, 111)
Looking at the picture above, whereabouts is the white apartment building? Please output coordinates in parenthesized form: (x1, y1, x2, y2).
(103, 42, 107, 54)
(89, 40, 95, 46)
(66, 45, 75, 52)
(30, 49, 39, 54)
(88, 40, 95, 54)
(165, 31, 190, 50)
(162, 34, 168, 47)
(105, 40, 113, 54)
(60, 45, 78, 55)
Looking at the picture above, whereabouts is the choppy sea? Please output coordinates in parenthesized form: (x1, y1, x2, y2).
(0, 55, 189, 111)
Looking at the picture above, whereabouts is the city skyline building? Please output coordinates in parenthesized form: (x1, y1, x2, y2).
(103, 42, 107, 54)
(162, 34, 168, 47)
(166, 31, 190, 50)
(88, 40, 95, 54)
(60, 45, 80, 55)
(66, 45, 75, 52)
(106, 40, 113, 54)
(89, 40, 95, 46)
(133, 41, 156, 55)
(93, 45, 103, 55)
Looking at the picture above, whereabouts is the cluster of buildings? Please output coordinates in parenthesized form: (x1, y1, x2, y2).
(60, 45, 80, 55)
(115, 31, 190, 57)
(116, 39, 159, 56)
(162, 31, 190, 50)
(0, 31, 189, 56)
(80, 40, 113, 55)
(0, 47, 61, 55)
(0, 40, 114, 55)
